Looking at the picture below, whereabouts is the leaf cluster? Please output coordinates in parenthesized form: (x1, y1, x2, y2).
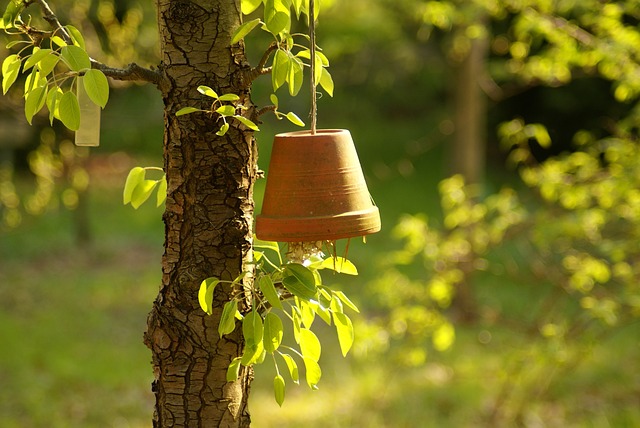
(2, 1, 109, 130)
(122, 166, 167, 209)
(198, 237, 359, 406)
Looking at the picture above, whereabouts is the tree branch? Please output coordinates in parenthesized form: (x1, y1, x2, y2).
(91, 60, 163, 86)
(242, 42, 277, 86)
(24, 0, 164, 86)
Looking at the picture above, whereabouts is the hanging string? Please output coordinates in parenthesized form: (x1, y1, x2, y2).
(309, 0, 317, 134)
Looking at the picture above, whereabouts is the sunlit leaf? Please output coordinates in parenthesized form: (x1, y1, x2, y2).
(198, 277, 219, 315)
(176, 107, 201, 116)
(241, 0, 263, 15)
(243, 309, 264, 348)
(227, 357, 242, 382)
(216, 105, 236, 116)
(264, 0, 290, 36)
(197, 85, 218, 98)
(319, 257, 358, 275)
(216, 122, 230, 136)
(156, 175, 167, 207)
(57, 91, 81, 131)
(2, 54, 21, 94)
(130, 179, 158, 209)
(302, 356, 321, 389)
(299, 328, 321, 362)
(285, 111, 305, 127)
(333, 312, 354, 356)
(288, 56, 304, 96)
(24, 48, 52, 71)
(282, 264, 317, 300)
(231, 18, 262, 44)
(319, 67, 334, 97)
(60, 45, 91, 72)
(233, 115, 259, 131)
(259, 275, 283, 310)
(219, 299, 238, 338)
(219, 93, 241, 102)
(279, 353, 299, 384)
(273, 374, 285, 406)
(333, 290, 360, 313)
(66, 25, 86, 49)
(83, 69, 109, 108)
(263, 312, 283, 353)
(272, 49, 289, 91)
(24, 85, 47, 125)
(123, 167, 145, 204)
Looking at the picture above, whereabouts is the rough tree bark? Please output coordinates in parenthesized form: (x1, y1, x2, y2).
(143, 0, 257, 426)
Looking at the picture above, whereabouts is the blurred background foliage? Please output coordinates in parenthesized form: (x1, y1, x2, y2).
(1, 0, 639, 426)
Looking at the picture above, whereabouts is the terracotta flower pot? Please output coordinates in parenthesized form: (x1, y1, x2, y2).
(256, 129, 381, 242)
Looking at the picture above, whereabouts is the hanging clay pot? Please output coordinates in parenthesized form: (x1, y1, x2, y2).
(256, 129, 381, 242)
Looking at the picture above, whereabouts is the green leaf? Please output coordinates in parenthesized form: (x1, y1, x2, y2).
(302, 357, 321, 389)
(264, 0, 290, 36)
(333, 290, 360, 313)
(46, 86, 63, 124)
(219, 299, 238, 338)
(254, 237, 280, 253)
(130, 179, 158, 209)
(288, 55, 304, 96)
(156, 175, 167, 207)
(65, 25, 86, 49)
(319, 67, 334, 97)
(24, 48, 53, 71)
(123, 167, 145, 204)
(291, 0, 303, 17)
(259, 275, 283, 310)
(58, 91, 81, 131)
(242, 0, 263, 15)
(279, 353, 299, 384)
(272, 49, 289, 91)
(198, 277, 219, 315)
(283, 264, 317, 300)
(292, 307, 302, 343)
(231, 18, 262, 45)
(319, 257, 358, 275)
(298, 299, 316, 328)
(311, 301, 332, 325)
(234, 115, 259, 131)
(197, 85, 218, 99)
(218, 93, 241, 102)
(216, 105, 236, 116)
(2, 54, 21, 94)
(243, 310, 264, 347)
(82, 69, 109, 108)
(24, 85, 47, 124)
(333, 312, 354, 356)
(227, 357, 242, 382)
(299, 328, 321, 362)
(37, 52, 60, 77)
(285, 111, 305, 127)
(51, 36, 67, 48)
(270, 93, 279, 107)
(176, 107, 201, 116)
(216, 122, 230, 136)
(2, 0, 24, 28)
(273, 374, 286, 406)
(24, 70, 45, 94)
(60, 45, 91, 72)
(241, 338, 265, 366)
(263, 312, 283, 353)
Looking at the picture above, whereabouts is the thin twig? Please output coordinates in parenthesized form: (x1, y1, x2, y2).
(309, 0, 317, 134)
(242, 42, 277, 86)
(257, 105, 277, 117)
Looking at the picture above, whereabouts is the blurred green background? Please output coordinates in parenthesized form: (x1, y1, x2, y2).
(1, 0, 640, 426)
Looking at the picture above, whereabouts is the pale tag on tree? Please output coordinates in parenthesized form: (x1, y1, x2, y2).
(75, 76, 101, 147)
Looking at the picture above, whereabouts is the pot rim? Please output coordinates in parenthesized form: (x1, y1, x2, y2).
(275, 129, 349, 138)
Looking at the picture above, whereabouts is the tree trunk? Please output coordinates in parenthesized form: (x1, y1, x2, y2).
(449, 34, 488, 186)
(143, 0, 257, 426)
(448, 33, 489, 322)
